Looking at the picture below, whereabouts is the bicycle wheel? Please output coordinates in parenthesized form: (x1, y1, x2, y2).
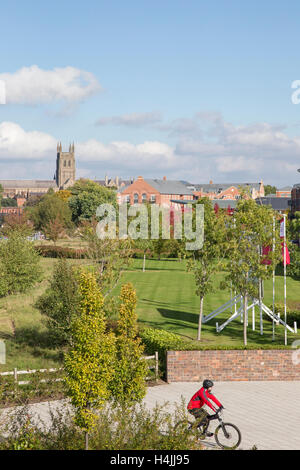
(214, 422, 241, 449)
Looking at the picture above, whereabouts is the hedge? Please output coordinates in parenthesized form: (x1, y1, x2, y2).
(139, 326, 296, 376)
(265, 303, 300, 326)
(35, 245, 88, 259)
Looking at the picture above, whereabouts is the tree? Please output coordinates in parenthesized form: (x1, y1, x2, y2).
(0, 233, 42, 297)
(288, 212, 300, 245)
(1, 212, 34, 237)
(68, 179, 117, 224)
(222, 199, 282, 346)
(109, 283, 148, 405)
(78, 218, 133, 298)
(264, 185, 277, 196)
(35, 259, 81, 346)
(187, 198, 228, 341)
(64, 271, 116, 450)
(27, 192, 73, 233)
(1, 198, 17, 207)
(43, 216, 66, 244)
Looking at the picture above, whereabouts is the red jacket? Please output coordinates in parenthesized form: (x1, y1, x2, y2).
(188, 387, 222, 412)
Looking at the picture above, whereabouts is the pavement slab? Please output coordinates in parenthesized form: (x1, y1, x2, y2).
(1, 381, 299, 450)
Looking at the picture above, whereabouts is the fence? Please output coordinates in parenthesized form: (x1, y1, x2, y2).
(0, 352, 159, 386)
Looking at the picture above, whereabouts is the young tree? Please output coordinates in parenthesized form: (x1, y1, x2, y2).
(78, 218, 133, 298)
(222, 199, 281, 346)
(109, 283, 148, 405)
(43, 216, 66, 245)
(35, 259, 81, 346)
(64, 271, 116, 450)
(187, 198, 228, 341)
(0, 233, 42, 296)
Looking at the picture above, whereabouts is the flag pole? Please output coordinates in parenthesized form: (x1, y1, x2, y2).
(272, 216, 275, 341)
(283, 214, 287, 346)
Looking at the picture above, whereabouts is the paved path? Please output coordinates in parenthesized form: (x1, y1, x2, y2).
(2, 381, 300, 450)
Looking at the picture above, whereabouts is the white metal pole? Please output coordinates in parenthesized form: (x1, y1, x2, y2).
(283, 214, 287, 346)
(272, 216, 275, 341)
(252, 303, 255, 331)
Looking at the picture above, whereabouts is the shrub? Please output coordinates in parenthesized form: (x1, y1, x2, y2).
(140, 327, 192, 374)
(0, 400, 203, 450)
(35, 245, 88, 259)
(266, 303, 300, 326)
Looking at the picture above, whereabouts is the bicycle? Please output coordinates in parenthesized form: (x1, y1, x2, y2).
(175, 409, 242, 450)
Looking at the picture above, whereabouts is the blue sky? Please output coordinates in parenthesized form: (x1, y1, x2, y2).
(1, 0, 300, 185)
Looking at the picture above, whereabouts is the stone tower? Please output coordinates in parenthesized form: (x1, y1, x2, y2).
(56, 142, 76, 189)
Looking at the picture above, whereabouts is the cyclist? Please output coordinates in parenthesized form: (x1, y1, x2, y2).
(187, 379, 223, 437)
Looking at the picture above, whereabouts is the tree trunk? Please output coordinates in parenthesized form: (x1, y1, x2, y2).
(85, 431, 89, 451)
(197, 297, 204, 341)
(143, 253, 146, 272)
(243, 293, 248, 346)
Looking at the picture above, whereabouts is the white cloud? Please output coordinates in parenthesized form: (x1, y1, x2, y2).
(96, 111, 162, 127)
(0, 118, 299, 186)
(0, 65, 101, 105)
(0, 122, 56, 160)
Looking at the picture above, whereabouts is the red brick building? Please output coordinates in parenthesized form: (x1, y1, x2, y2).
(118, 176, 194, 208)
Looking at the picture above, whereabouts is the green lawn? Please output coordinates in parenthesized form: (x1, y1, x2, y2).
(0, 256, 299, 372)
(116, 258, 300, 348)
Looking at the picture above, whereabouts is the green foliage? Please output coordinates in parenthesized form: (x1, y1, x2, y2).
(264, 185, 277, 196)
(0, 233, 42, 297)
(78, 218, 133, 296)
(287, 246, 300, 279)
(0, 400, 203, 450)
(1, 212, 34, 237)
(68, 178, 117, 224)
(266, 303, 300, 326)
(109, 283, 148, 405)
(35, 259, 81, 346)
(1, 197, 17, 207)
(64, 271, 116, 435)
(27, 192, 73, 233)
(140, 327, 191, 373)
(288, 212, 300, 242)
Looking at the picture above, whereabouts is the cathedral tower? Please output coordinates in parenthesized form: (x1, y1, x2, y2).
(56, 142, 76, 189)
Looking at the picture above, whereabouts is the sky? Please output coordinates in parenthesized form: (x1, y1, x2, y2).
(1, 0, 300, 186)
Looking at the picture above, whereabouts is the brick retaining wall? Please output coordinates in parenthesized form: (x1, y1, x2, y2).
(166, 350, 300, 382)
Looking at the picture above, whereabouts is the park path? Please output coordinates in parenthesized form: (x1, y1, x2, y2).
(1, 381, 300, 450)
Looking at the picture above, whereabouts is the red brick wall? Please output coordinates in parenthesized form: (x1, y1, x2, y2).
(166, 350, 300, 382)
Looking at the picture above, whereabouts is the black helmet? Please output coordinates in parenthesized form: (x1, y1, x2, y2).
(203, 379, 214, 389)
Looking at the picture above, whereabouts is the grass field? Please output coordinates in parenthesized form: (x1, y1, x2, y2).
(0, 256, 299, 372)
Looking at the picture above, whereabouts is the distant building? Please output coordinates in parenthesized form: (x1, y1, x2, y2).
(256, 196, 291, 212)
(276, 186, 292, 198)
(291, 184, 300, 213)
(0, 143, 76, 204)
(118, 176, 194, 208)
(188, 180, 264, 200)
